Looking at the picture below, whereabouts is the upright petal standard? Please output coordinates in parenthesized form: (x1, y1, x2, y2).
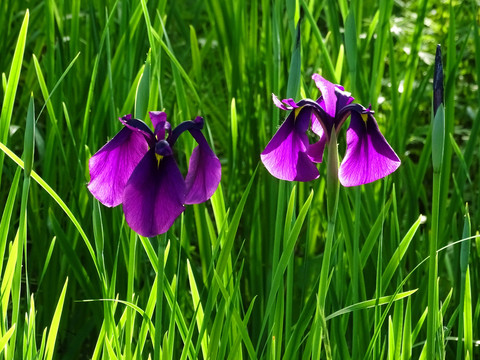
(261, 74, 400, 186)
(88, 112, 221, 237)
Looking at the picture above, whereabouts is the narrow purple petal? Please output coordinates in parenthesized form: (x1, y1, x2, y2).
(272, 94, 300, 111)
(88, 127, 148, 207)
(282, 98, 299, 109)
(261, 108, 319, 181)
(123, 151, 186, 237)
(149, 111, 168, 139)
(312, 74, 337, 117)
(339, 112, 401, 187)
(184, 129, 221, 204)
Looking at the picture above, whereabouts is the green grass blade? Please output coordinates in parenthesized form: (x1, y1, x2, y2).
(44, 278, 68, 360)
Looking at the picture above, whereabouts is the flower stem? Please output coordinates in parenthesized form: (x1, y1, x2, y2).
(427, 45, 445, 359)
(154, 234, 167, 360)
(312, 130, 339, 359)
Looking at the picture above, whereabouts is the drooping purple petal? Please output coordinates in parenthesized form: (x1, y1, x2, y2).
(123, 150, 186, 237)
(339, 112, 401, 187)
(88, 127, 148, 207)
(184, 129, 221, 204)
(261, 108, 319, 181)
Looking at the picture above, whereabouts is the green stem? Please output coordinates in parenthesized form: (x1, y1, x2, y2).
(313, 130, 339, 359)
(155, 234, 167, 360)
(427, 172, 440, 358)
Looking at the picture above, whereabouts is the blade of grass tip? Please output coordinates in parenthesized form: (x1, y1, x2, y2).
(463, 268, 473, 359)
(37, 236, 57, 288)
(325, 289, 417, 321)
(388, 316, 394, 360)
(135, 50, 151, 120)
(401, 297, 412, 360)
(187, 259, 208, 359)
(393, 299, 404, 358)
(456, 205, 471, 360)
(44, 278, 68, 360)
(335, 44, 344, 83)
(382, 214, 424, 290)
(189, 25, 201, 81)
(0, 9, 28, 187)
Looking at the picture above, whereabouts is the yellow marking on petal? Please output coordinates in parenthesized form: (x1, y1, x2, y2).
(156, 154, 163, 167)
(294, 106, 304, 119)
(361, 113, 368, 123)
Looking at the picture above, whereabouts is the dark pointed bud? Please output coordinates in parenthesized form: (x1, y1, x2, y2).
(433, 44, 444, 116)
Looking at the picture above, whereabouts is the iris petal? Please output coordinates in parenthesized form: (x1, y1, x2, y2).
(261, 108, 319, 181)
(339, 112, 401, 186)
(123, 150, 186, 237)
(307, 136, 327, 163)
(184, 129, 222, 204)
(149, 111, 168, 139)
(272, 94, 299, 110)
(312, 74, 338, 117)
(88, 127, 148, 207)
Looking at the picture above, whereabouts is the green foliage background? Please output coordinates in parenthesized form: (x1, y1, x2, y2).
(0, 0, 479, 358)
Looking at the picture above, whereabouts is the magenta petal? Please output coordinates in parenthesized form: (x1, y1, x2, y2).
(123, 151, 186, 237)
(184, 129, 221, 204)
(149, 111, 168, 139)
(88, 127, 148, 207)
(312, 73, 337, 117)
(307, 136, 327, 163)
(261, 109, 319, 182)
(339, 112, 401, 187)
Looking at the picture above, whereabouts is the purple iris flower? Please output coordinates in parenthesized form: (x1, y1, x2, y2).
(88, 111, 221, 237)
(261, 74, 400, 186)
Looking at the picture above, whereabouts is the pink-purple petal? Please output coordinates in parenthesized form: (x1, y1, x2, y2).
(307, 136, 327, 163)
(123, 151, 186, 237)
(339, 112, 401, 187)
(184, 129, 221, 204)
(261, 109, 319, 182)
(149, 111, 168, 139)
(312, 73, 337, 117)
(88, 127, 148, 207)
